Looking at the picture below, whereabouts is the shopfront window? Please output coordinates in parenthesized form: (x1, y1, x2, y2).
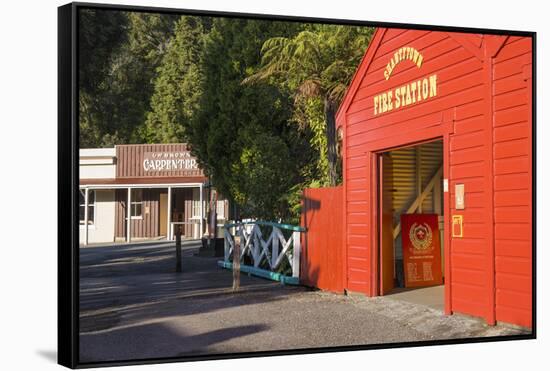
(79, 189, 95, 225)
(131, 189, 143, 219)
(192, 188, 201, 218)
(216, 200, 225, 219)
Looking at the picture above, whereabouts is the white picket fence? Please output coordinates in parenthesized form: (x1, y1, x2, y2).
(222, 221, 305, 279)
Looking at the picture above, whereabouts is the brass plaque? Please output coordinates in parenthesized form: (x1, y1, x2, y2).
(455, 183, 465, 210)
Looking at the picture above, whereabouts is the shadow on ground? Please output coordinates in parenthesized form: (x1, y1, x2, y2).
(36, 350, 57, 363)
(79, 241, 302, 332)
(80, 322, 269, 363)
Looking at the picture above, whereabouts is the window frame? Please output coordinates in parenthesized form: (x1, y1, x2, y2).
(216, 199, 226, 220)
(79, 189, 96, 226)
(192, 188, 202, 218)
(130, 189, 143, 220)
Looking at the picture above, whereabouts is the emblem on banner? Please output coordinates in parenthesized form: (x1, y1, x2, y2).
(409, 222, 433, 252)
(401, 214, 442, 287)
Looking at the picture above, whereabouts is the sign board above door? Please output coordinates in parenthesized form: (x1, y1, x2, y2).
(116, 144, 204, 178)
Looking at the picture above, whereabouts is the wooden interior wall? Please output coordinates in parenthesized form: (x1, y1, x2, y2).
(420, 141, 443, 212)
(388, 141, 444, 280)
(388, 140, 443, 222)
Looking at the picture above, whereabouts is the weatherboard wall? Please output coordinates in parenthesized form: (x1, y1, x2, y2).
(336, 28, 532, 328)
(492, 36, 532, 328)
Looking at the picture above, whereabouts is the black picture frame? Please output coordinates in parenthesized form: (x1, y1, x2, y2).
(58, 2, 536, 368)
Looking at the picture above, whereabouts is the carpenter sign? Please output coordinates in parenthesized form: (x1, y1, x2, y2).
(401, 213, 442, 288)
(143, 151, 199, 172)
(115, 144, 204, 178)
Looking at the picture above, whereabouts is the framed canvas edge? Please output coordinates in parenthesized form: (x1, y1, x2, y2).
(58, 3, 79, 369)
(57, 2, 537, 369)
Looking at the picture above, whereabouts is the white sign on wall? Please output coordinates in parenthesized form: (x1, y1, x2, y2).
(143, 152, 199, 172)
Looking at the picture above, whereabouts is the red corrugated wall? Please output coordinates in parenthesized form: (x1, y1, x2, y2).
(301, 187, 344, 293)
(335, 28, 532, 328)
(492, 36, 532, 328)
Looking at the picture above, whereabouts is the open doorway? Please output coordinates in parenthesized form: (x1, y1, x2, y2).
(378, 139, 445, 311)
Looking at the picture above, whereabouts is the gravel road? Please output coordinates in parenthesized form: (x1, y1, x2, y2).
(79, 241, 529, 363)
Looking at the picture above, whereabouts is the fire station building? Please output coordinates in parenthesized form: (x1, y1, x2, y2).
(335, 28, 533, 328)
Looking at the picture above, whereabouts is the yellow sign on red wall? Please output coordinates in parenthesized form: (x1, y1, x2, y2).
(384, 46, 424, 80)
(374, 74, 437, 115)
(374, 46, 438, 116)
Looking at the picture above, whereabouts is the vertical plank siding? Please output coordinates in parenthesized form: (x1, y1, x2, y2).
(336, 28, 532, 327)
(114, 187, 203, 239)
(108, 143, 214, 240)
(116, 143, 204, 178)
(115, 189, 161, 238)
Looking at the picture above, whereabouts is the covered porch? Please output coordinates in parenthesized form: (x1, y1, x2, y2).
(79, 181, 206, 246)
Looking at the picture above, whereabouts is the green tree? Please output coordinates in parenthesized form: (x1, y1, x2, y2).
(185, 18, 308, 221)
(77, 13, 375, 223)
(78, 10, 177, 147)
(141, 16, 210, 143)
(231, 130, 294, 220)
(79, 9, 128, 147)
(244, 24, 374, 185)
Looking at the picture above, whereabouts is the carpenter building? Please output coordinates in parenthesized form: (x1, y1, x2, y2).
(335, 28, 533, 328)
(79, 143, 229, 245)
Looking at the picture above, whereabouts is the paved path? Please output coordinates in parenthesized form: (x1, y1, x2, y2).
(79, 241, 529, 363)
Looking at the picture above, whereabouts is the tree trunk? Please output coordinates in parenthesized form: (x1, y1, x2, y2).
(324, 96, 338, 186)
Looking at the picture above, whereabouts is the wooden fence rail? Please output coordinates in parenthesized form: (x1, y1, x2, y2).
(218, 221, 305, 285)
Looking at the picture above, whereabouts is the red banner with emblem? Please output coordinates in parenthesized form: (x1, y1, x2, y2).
(401, 214, 442, 288)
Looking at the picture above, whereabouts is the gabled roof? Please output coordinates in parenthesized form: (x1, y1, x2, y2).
(335, 27, 508, 126)
(335, 28, 387, 126)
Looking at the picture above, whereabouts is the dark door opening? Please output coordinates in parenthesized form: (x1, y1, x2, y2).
(377, 139, 445, 310)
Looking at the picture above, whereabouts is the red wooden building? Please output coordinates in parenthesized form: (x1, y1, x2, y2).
(303, 28, 533, 329)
